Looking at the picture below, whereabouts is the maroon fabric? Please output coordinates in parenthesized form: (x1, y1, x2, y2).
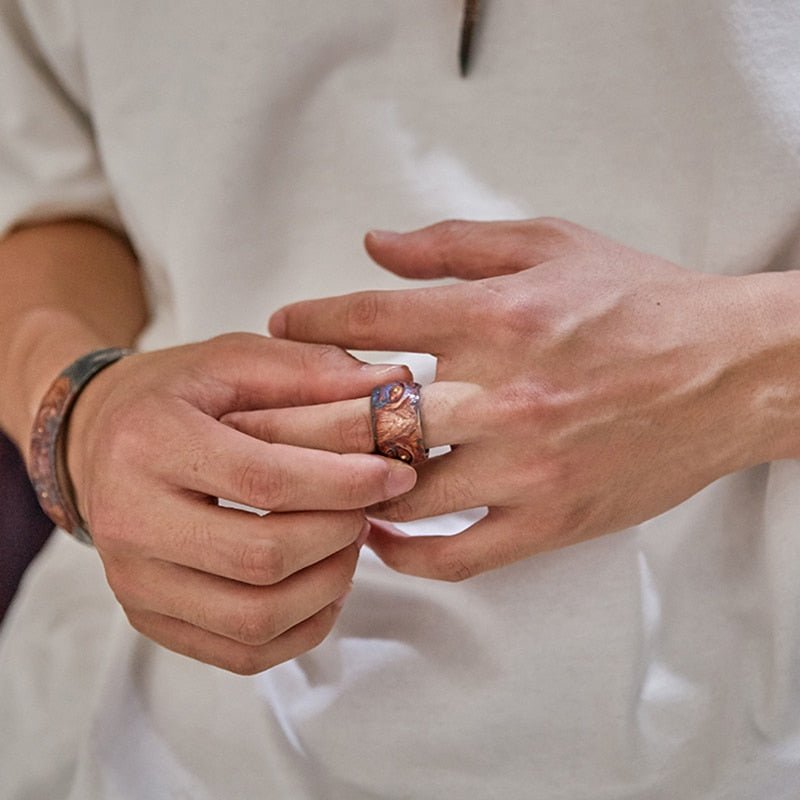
(0, 430, 54, 624)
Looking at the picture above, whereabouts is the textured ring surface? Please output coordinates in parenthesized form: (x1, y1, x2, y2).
(29, 347, 133, 545)
(370, 381, 428, 466)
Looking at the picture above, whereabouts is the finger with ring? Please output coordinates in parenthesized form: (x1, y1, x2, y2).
(223, 381, 481, 458)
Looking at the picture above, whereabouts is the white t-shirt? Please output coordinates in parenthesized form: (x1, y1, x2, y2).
(2, 2, 800, 798)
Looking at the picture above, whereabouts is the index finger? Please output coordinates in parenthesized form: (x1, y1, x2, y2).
(160, 410, 417, 512)
(268, 284, 467, 353)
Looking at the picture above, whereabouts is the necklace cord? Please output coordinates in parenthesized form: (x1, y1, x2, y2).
(459, 0, 482, 76)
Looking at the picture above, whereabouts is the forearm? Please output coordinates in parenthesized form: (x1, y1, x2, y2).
(0, 220, 148, 456)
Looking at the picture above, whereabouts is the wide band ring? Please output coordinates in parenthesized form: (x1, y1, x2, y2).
(370, 381, 429, 466)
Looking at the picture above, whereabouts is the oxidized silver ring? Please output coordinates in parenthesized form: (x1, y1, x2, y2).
(370, 381, 429, 466)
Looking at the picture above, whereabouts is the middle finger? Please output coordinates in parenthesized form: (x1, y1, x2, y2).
(129, 500, 367, 586)
(111, 543, 358, 646)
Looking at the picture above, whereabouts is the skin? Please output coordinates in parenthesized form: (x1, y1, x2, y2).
(225, 217, 800, 583)
(4, 216, 800, 671)
(0, 220, 415, 674)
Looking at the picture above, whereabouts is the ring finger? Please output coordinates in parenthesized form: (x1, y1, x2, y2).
(222, 381, 482, 455)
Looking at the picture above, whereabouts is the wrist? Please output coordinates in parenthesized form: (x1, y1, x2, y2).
(0, 307, 120, 457)
(726, 269, 800, 464)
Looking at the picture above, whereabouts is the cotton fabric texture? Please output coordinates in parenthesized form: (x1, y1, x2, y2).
(1, 2, 800, 798)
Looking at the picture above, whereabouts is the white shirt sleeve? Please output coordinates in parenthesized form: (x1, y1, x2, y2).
(0, 0, 122, 238)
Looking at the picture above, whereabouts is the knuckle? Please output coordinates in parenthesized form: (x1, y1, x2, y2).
(333, 546, 359, 583)
(372, 494, 416, 523)
(206, 331, 259, 357)
(225, 648, 271, 676)
(431, 543, 475, 582)
(201, 333, 237, 362)
(528, 216, 601, 257)
(310, 343, 349, 366)
(104, 403, 156, 465)
(488, 380, 572, 443)
(345, 292, 381, 337)
(430, 219, 471, 272)
(206, 331, 237, 351)
(303, 607, 337, 650)
(235, 461, 262, 501)
(230, 605, 278, 646)
(491, 380, 541, 426)
(208, 331, 238, 347)
(382, 475, 468, 522)
(431, 219, 471, 245)
(237, 538, 285, 585)
(235, 459, 288, 509)
(123, 608, 150, 635)
(328, 510, 368, 546)
(336, 408, 374, 453)
(469, 281, 542, 341)
(172, 512, 215, 552)
(102, 559, 139, 606)
(531, 216, 582, 243)
(182, 433, 212, 476)
(380, 473, 473, 521)
(437, 473, 476, 512)
(336, 458, 380, 505)
(87, 500, 126, 548)
(231, 412, 275, 443)
(496, 291, 543, 337)
(547, 497, 595, 544)
(297, 343, 349, 374)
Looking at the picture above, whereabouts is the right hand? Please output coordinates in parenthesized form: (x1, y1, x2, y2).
(63, 333, 416, 674)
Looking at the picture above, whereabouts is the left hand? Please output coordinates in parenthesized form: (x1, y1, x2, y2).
(231, 218, 777, 580)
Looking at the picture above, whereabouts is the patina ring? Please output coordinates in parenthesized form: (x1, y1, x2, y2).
(370, 381, 429, 466)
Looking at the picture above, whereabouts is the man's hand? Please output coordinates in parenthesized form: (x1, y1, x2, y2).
(65, 333, 415, 673)
(238, 218, 786, 581)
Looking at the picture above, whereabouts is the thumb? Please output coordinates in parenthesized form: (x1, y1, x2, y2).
(364, 217, 594, 281)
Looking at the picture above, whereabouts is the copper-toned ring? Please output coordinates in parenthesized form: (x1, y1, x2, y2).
(370, 381, 429, 466)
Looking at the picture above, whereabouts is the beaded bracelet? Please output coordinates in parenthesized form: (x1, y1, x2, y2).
(28, 348, 133, 545)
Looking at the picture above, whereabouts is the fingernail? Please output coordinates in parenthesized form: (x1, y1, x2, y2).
(356, 519, 371, 548)
(386, 464, 417, 496)
(361, 363, 409, 378)
(268, 311, 286, 338)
